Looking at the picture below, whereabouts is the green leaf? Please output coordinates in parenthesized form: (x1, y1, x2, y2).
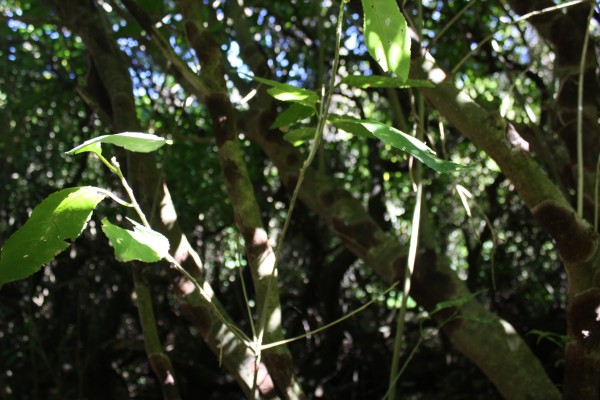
(527, 329, 567, 348)
(101, 218, 170, 263)
(361, 0, 411, 80)
(66, 132, 173, 156)
(249, 75, 319, 109)
(270, 103, 316, 129)
(430, 291, 484, 315)
(330, 116, 375, 139)
(0, 187, 105, 285)
(283, 127, 317, 144)
(336, 119, 467, 172)
(341, 75, 434, 89)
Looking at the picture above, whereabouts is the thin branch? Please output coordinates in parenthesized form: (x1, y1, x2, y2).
(388, 87, 425, 399)
(261, 281, 399, 351)
(132, 264, 182, 400)
(165, 253, 254, 349)
(427, 1, 475, 50)
(576, 3, 594, 218)
(272, 0, 347, 265)
(93, 187, 133, 208)
(450, 0, 588, 76)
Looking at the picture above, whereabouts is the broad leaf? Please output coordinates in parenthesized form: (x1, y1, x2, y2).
(283, 127, 317, 144)
(330, 117, 374, 139)
(430, 291, 484, 315)
(341, 75, 434, 89)
(362, 0, 411, 80)
(0, 187, 105, 285)
(334, 119, 466, 172)
(250, 75, 319, 109)
(66, 132, 173, 156)
(271, 103, 316, 129)
(101, 218, 170, 263)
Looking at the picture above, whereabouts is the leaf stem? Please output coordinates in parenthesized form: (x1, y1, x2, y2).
(273, 0, 346, 264)
(93, 188, 133, 208)
(107, 156, 151, 228)
(95, 152, 119, 174)
(253, 3, 347, 395)
(260, 281, 398, 351)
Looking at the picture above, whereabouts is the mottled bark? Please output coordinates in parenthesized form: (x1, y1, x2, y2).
(51, 1, 270, 397)
(173, 1, 305, 398)
(505, 0, 599, 161)
(241, 106, 560, 399)
(415, 50, 600, 398)
(227, 2, 561, 396)
(500, 4, 600, 396)
(133, 265, 181, 400)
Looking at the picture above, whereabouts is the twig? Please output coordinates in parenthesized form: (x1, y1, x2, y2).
(576, 3, 594, 218)
(450, 0, 588, 76)
(260, 281, 399, 350)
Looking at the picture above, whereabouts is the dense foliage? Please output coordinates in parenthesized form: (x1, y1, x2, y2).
(0, 0, 598, 399)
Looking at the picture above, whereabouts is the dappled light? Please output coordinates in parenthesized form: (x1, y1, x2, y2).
(0, 0, 598, 399)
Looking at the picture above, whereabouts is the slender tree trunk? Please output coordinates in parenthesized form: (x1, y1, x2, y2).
(50, 1, 277, 397)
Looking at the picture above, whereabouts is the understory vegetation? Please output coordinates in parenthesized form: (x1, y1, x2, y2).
(0, 0, 599, 399)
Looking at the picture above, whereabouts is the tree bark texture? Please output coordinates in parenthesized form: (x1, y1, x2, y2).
(415, 46, 600, 398)
(173, 1, 305, 398)
(47, 0, 600, 398)
(51, 0, 277, 398)
(503, 2, 600, 396)
(227, 6, 562, 397)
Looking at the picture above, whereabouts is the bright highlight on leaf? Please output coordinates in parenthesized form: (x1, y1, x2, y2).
(101, 218, 170, 263)
(271, 103, 316, 129)
(362, 0, 411, 80)
(341, 75, 433, 89)
(283, 127, 317, 145)
(330, 117, 373, 138)
(248, 75, 319, 109)
(0, 187, 106, 285)
(332, 118, 467, 173)
(66, 132, 173, 156)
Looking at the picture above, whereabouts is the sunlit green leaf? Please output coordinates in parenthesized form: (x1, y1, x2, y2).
(249, 75, 319, 109)
(66, 132, 173, 156)
(362, 0, 411, 80)
(101, 218, 170, 263)
(283, 127, 317, 144)
(330, 116, 374, 139)
(334, 119, 467, 172)
(0, 187, 105, 285)
(271, 103, 316, 129)
(341, 75, 434, 89)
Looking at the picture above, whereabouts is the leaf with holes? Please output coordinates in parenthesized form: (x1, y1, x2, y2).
(66, 132, 173, 156)
(102, 218, 170, 263)
(0, 187, 105, 285)
(362, 0, 411, 80)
